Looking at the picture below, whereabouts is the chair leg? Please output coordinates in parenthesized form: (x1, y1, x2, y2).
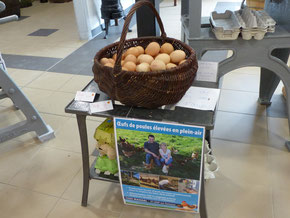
(114, 18, 118, 26)
(104, 19, 110, 39)
(174, 0, 177, 6)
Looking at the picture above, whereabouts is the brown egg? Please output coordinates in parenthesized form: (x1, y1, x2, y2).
(112, 53, 117, 61)
(121, 60, 125, 66)
(104, 63, 114, 68)
(137, 54, 154, 64)
(121, 50, 128, 59)
(170, 50, 186, 64)
(122, 67, 128, 71)
(145, 42, 160, 57)
(150, 60, 166, 71)
(123, 61, 136, 71)
(136, 46, 145, 56)
(155, 53, 170, 64)
(100, 58, 109, 65)
(126, 47, 139, 57)
(136, 63, 150, 72)
(160, 43, 174, 55)
(124, 54, 137, 64)
(108, 58, 115, 65)
(166, 63, 177, 69)
(179, 59, 186, 65)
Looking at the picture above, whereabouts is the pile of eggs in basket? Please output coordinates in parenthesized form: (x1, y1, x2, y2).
(100, 42, 187, 72)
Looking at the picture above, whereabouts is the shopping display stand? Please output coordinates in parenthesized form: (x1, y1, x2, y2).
(181, 0, 290, 150)
(65, 80, 215, 217)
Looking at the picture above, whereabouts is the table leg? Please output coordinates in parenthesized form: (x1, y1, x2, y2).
(76, 115, 90, 207)
(285, 141, 290, 151)
(205, 130, 211, 150)
(135, 0, 160, 37)
(259, 48, 290, 105)
(199, 158, 208, 218)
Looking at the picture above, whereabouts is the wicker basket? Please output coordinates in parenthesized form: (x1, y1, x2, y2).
(93, 0, 198, 109)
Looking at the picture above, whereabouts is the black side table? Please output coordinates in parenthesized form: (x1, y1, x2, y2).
(65, 79, 217, 218)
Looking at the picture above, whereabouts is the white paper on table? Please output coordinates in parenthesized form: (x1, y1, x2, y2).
(89, 100, 114, 114)
(195, 61, 218, 82)
(175, 87, 220, 111)
(75, 91, 96, 102)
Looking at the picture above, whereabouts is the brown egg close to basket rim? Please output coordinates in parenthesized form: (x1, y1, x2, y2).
(92, 0, 198, 109)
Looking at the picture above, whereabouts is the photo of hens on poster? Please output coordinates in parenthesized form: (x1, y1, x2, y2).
(114, 118, 204, 213)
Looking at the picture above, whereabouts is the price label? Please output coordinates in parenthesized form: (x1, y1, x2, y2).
(89, 100, 114, 114)
(75, 91, 96, 102)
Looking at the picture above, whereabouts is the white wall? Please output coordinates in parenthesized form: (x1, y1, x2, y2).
(74, 0, 134, 40)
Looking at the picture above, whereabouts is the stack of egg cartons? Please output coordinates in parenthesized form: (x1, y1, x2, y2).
(254, 10, 276, 33)
(238, 7, 268, 40)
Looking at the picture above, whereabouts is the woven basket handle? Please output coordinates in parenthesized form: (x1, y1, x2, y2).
(114, 0, 167, 73)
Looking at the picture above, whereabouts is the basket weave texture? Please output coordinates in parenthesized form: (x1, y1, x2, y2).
(92, 0, 198, 109)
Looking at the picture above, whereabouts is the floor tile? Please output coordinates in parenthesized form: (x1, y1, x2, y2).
(26, 72, 73, 91)
(47, 199, 120, 218)
(226, 66, 260, 75)
(267, 117, 289, 149)
(40, 113, 71, 133)
(62, 169, 124, 212)
(218, 89, 266, 116)
(6, 68, 44, 86)
(120, 204, 200, 218)
(266, 94, 288, 118)
(18, 16, 30, 21)
(45, 118, 101, 153)
(47, 16, 135, 75)
(213, 111, 268, 145)
(267, 147, 290, 189)
(0, 140, 40, 183)
(201, 50, 229, 62)
(11, 113, 70, 144)
(10, 146, 81, 197)
(1, 54, 61, 71)
(221, 71, 260, 93)
(204, 179, 273, 218)
(0, 184, 58, 218)
(211, 139, 271, 187)
(36, 91, 76, 116)
(58, 75, 93, 93)
(28, 29, 59, 37)
(0, 106, 26, 129)
(87, 116, 106, 122)
(272, 186, 290, 218)
(0, 87, 54, 109)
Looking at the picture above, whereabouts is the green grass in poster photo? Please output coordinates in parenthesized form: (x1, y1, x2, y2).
(116, 129, 203, 180)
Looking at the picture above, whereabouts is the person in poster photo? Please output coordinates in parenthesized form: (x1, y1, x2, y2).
(144, 135, 161, 168)
(159, 143, 173, 174)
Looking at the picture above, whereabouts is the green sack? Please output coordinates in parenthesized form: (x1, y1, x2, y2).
(95, 155, 118, 174)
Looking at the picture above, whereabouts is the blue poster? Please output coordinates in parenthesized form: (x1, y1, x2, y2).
(114, 118, 205, 213)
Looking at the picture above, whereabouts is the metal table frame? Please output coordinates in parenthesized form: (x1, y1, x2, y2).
(65, 80, 216, 218)
(181, 1, 290, 150)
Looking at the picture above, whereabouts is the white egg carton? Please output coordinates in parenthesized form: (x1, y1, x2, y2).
(210, 10, 241, 40)
(235, 7, 268, 40)
(254, 10, 276, 32)
(210, 7, 276, 40)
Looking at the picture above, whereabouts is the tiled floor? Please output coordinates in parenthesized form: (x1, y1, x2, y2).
(1, 0, 290, 218)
